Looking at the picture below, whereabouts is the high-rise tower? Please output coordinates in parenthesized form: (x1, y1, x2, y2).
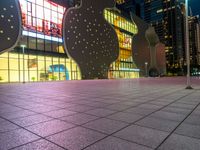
(188, 15, 200, 72)
(144, 0, 185, 74)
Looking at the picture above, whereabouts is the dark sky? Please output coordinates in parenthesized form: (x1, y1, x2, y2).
(189, 0, 200, 16)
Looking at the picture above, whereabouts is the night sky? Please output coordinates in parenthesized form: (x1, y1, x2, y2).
(189, 0, 200, 16)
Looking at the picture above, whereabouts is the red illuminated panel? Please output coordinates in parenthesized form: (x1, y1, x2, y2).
(19, 0, 65, 38)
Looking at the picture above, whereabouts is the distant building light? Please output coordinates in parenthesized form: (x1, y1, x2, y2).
(116, 0, 125, 4)
(157, 9, 163, 13)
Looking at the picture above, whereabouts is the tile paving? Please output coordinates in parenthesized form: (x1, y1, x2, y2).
(0, 77, 200, 150)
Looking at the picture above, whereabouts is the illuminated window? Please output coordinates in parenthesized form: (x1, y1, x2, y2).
(104, 9, 138, 34)
(104, 9, 139, 79)
(19, 0, 65, 39)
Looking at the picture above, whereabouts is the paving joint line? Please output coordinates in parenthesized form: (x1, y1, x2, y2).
(81, 88, 191, 150)
(0, 86, 193, 150)
(155, 91, 200, 150)
(0, 115, 70, 150)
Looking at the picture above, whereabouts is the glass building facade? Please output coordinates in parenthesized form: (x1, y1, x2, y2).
(0, 0, 139, 83)
(104, 9, 139, 79)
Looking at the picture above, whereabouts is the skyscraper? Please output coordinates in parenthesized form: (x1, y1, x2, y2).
(143, 0, 185, 75)
(188, 15, 200, 74)
(116, 0, 142, 18)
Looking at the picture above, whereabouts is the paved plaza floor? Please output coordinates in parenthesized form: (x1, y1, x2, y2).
(0, 77, 200, 150)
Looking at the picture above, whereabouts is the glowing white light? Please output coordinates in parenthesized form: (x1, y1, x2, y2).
(120, 68, 140, 72)
(22, 30, 63, 43)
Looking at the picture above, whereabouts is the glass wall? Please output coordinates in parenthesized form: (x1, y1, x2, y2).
(20, 0, 64, 38)
(19, 0, 65, 53)
(0, 51, 81, 83)
(104, 9, 138, 35)
(104, 9, 140, 79)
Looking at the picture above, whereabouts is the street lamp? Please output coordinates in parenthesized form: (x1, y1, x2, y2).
(145, 62, 148, 77)
(20, 45, 26, 84)
(185, 0, 193, 89)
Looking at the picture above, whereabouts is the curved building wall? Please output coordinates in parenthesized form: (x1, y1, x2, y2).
(0, 0, 22, 54)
